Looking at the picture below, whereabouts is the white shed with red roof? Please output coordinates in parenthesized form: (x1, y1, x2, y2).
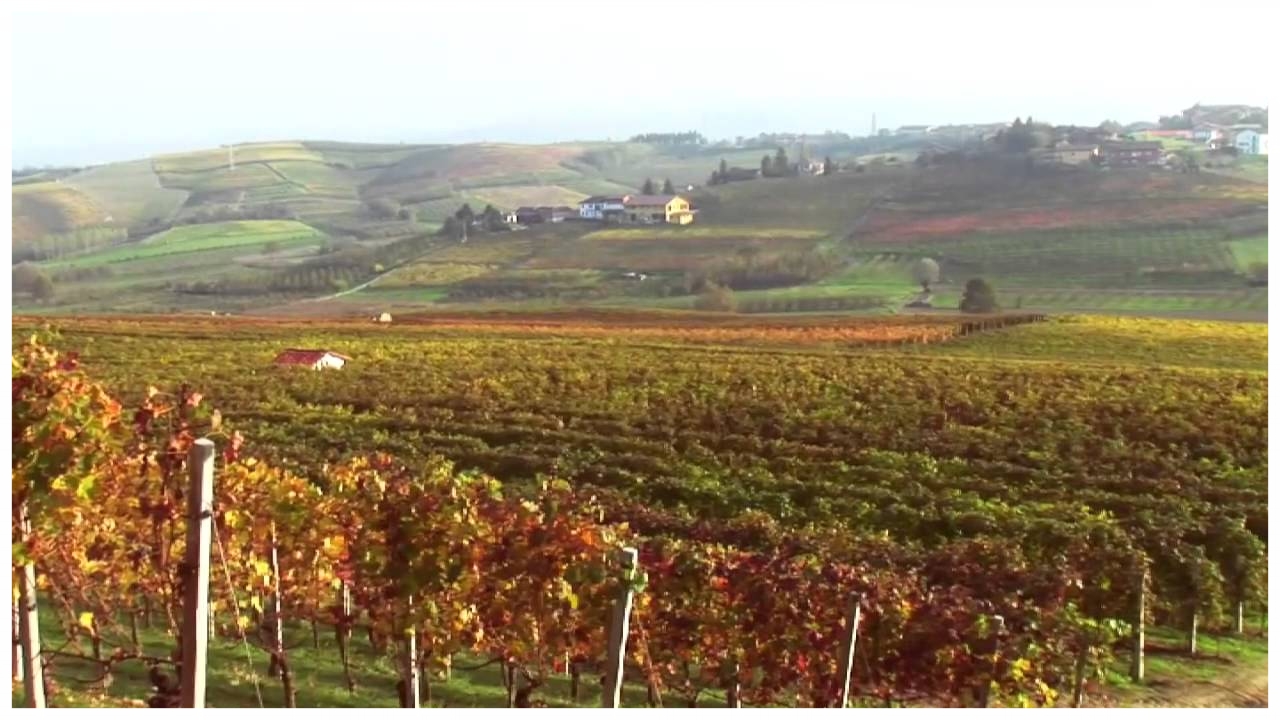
(273, 349, 350, 370)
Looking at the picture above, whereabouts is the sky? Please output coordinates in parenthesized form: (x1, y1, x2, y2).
(10, 0, 1274, 168)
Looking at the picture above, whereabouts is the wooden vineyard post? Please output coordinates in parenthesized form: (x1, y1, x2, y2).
(834, 593, 863, 708)
(180, 438, 215, 709)
(17, 501, 46, 708)
(602, 547, 639, 708)
(1130, 563, 1147, 683)
(1188, 607, 1198, 656)
(336, 582, 356, 692)
(1070, 642, 1089, 708)
(977, 615, 1004, 708)
(12, 603, 23, 684)
(725, 662, 741, 708)
(505, 661, 518, 708)
(267, 523, 297, 707)
(401, 596, 421, 709)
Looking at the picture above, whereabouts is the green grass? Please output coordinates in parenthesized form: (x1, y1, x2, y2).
(39, 221, 327, 271)
(12, 610, 656, 708)
(1228, 235, 1268, 270)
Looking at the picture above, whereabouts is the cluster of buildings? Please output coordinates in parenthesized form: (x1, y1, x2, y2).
(577, 194, 695, 225)
(502, 194, 697, 227)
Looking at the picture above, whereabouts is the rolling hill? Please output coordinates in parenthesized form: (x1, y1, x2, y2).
(11, 137, 1269, 321)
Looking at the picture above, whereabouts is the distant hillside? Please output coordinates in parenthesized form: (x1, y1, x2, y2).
(12, 133, 1267, 322)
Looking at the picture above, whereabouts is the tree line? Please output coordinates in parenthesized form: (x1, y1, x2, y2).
(629, 131, 707, 145)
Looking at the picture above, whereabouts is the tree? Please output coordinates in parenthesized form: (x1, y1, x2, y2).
(773, 147, 790, 176)
(693, 282, 736, 312)
(13, 263, 54, 300)
(913, 258, 940, 292)
(959, 277, 998, 313)
(439, 216, 463, 240)
(719, 158, 728, 178)
(367, 198, 401, 219)
(661, 178, 675, 194)
(822, 155, 835, 175)
(455, 204, 475, 225)
(761, 155, 773, 177)
(481, 205, 508, 232)
(641, 178, 656, 194)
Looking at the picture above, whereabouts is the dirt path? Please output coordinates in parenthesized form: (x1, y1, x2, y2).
(1118, 667, 1267, 708)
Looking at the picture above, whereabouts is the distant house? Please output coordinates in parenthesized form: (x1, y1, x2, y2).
(895, 125, 933, 136)
(1192, 125, 1224, 143)
(537, 206, 576, 222)
(373, 312, 392, 323)
(513, 206, 546, 225)
(1144, 129, 1194, 140)
(800, 159, 827, 174)
(620, 194, 694, 225)
(1040, 144, 1100, 165)
(273, 349, 350, 370)
(1233, 129, 1269, 155)
(1101, 141, 1165, 166)
(579, 196, 627, 221)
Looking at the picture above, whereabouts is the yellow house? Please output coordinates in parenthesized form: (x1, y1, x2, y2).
(621, 194, 694, 225)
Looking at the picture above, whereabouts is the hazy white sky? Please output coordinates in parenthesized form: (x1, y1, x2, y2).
(10, 0, 1273, 167)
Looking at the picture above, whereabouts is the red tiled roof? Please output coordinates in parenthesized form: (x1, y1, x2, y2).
(273, 348, 350, 365)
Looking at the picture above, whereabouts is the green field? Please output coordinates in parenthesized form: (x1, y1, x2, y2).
(39, 220, 327, 270)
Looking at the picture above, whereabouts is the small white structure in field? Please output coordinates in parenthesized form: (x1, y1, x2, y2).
(273, 349, 351, 370)
(374, 312, 393, 323)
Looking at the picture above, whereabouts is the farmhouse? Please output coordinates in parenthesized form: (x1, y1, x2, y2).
(1193, 125, 1224, 143)
(512, 207, 547, 225)
(273, 349, 351, 370)
(578, 196, 627, 221)
(620, 194, 694, 225)
(373, 312, 392, 323)
(1038, 144, 1100, 165)
(538, 206, 577, 222)
(1101, 141, 1165, 166)
(1232, 129, 1269, 155)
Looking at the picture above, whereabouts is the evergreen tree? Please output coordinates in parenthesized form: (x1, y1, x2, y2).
(719, 158, 728, 178)
(455, 203, 475, 225)
(823, 155, 835, 175)
(761, 155, 773, 176)
(641, 178, 656, 194)
(661, 178, 675, 194)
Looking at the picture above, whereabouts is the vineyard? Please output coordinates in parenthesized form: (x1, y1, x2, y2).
(10, 313, 1268, 707)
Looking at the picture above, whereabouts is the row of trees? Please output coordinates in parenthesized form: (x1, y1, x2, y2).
(629, 131, 707, 145)
(13, 263, 55, 300)
(439, 203, 509, 240)
(639, 178, 677, 195)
